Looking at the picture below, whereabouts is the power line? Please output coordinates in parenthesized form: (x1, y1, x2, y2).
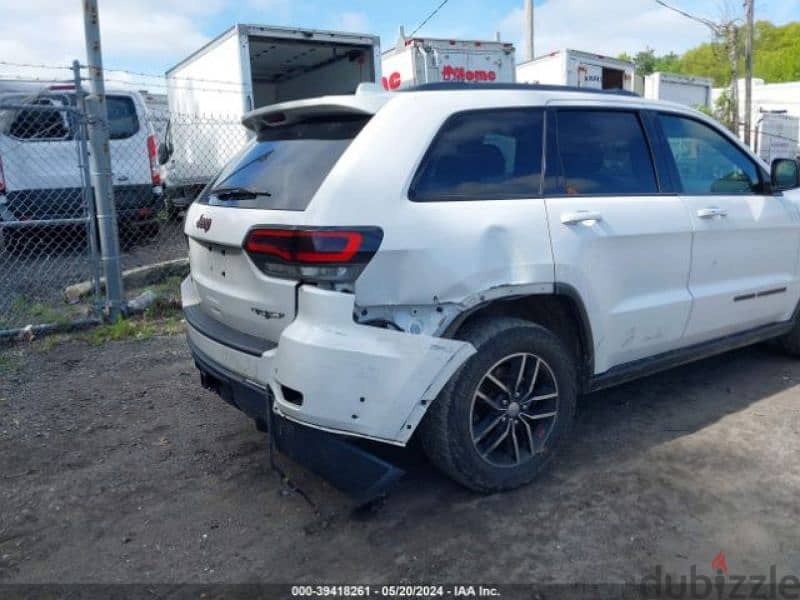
(93, 66, 245, 88)
(409, 0, 452, 37)
(0, 60, 73, 71)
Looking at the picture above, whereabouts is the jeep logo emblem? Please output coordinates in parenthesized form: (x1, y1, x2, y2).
(196, 215, 212, 232)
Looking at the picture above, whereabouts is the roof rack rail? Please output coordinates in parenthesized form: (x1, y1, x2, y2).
(403, 82, 640, 97)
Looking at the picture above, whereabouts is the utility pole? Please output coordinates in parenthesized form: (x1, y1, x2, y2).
(743, 0, 754, 145)
(82, 0, 124, 320)
(524, 0, 535, 62)
(654, 0, 742, 133)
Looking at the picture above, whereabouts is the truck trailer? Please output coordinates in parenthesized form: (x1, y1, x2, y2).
(160, 24, 381, 213)
(644, 72, 713, 108)
(380, 32, 516, 90)
(753, 111, 800, 165)
(516, 49, 635, 91)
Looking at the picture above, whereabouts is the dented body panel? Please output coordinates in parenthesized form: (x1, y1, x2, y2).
(183, 277, 474, 445)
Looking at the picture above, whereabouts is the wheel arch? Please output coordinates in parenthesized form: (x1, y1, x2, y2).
(443, 285, 594, 389)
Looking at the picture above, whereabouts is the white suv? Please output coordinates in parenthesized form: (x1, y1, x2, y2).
(182, 83, 800, 494)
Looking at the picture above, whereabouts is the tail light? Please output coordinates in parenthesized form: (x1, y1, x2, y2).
(0, 154, 5, 194)
(244, 227, 383, 283)
(146, 134, 161, 185)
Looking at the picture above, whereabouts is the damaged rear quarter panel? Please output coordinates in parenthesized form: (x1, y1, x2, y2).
(272, 286, 476, 444)
(305, 93, 556, 310)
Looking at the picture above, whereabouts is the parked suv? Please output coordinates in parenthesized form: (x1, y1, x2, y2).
(0, 84, 162, 251)
(182, 83, 800, 494)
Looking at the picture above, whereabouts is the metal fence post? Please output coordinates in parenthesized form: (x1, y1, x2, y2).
(71, 60, 103, 315)
(82, 0, 124, 320)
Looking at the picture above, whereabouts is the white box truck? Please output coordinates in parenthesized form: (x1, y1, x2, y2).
(644, 72, 713, 108)
(516, 49, 635, 91)
(160, 24, 381, 214)
(380, 32, 516, 90)
(753, 111, 800, 165)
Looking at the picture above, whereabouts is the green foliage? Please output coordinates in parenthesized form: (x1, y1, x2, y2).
(621, 20, 800, 85)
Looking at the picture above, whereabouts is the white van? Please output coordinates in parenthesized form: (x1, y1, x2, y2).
(0, 83, 162, 250)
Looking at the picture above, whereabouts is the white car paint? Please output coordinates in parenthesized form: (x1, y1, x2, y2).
(183, 84, 800, 445)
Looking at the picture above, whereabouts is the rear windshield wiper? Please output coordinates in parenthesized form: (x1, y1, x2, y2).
(212, 186, 272, 200)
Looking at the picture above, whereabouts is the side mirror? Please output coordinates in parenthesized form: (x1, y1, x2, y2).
(771, 158, 800, 192)
(157, 142, 171, 166)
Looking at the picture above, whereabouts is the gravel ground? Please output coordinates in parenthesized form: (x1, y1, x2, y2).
(1, 333, 799, 584)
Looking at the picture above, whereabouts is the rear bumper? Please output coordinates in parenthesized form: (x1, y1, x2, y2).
(189, 338, 404, 503)
(182, 277, 475, 446)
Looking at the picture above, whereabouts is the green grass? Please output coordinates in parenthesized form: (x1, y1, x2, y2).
(4, 296, 75, 328)
(85, 307, 184, 346)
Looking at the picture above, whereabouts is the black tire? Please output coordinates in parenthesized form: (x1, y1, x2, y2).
(778, 315, 800, 356)
(419, 317, 577, 493)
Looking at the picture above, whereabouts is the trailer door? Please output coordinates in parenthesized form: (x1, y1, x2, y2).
(577, 63, 603, 89)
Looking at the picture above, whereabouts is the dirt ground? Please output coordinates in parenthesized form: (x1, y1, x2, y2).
(1, 332, 799, 584)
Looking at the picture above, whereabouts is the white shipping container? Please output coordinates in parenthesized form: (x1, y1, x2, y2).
(754, 112, 800, 165)
(380, 34, 516, 90)
(162, 24, 381, 207)
(712, 79, 800, 159)
(644, 72, 713, 108)
(516, 49, 635, 91)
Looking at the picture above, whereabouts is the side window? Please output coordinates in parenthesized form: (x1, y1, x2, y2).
(8, 98, 69, 141)
(554, 110, 658, 195)
(658, 114, 761, 195)
(106, 96, 139, 140)
(410, 109, 544, 201)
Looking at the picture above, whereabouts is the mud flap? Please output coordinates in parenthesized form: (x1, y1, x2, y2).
(269, 409, 405, 506)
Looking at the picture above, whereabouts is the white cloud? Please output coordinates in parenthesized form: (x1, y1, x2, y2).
(332, 11, 371, 34)
(0, 0, 215, 83)
(497, 0, 717, 59)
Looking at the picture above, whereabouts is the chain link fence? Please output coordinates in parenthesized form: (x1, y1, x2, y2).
(0, 79, 252, 336)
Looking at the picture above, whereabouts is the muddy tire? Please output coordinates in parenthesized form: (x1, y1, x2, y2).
(419, 317, 577, 493)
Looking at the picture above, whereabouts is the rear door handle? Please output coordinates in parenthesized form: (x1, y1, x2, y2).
(561, 210, 603, 225)
(697, 207, 728, 219)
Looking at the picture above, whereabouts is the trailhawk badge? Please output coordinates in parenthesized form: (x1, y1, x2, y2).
(196, 215, 212, 232)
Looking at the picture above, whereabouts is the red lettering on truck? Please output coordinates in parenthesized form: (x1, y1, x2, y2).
(381, 71, 402, 90)
(441, 65, 497, 82)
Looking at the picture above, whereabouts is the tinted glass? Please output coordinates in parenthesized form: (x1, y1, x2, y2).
(659, 114, 760, 194)
(106, 96, 139, 140)
(555, 110, 658, 195)
(410, 109, 544, 201)
(201, 116, 368, 211)
(8, 98, 68, 140)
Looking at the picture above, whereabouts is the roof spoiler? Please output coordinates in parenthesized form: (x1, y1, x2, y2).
(242, 87, 390, 133)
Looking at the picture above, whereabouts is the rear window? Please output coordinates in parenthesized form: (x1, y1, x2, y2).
(1, 93, 138, 141)
(106, 96, 139, 140)
(201, 115, 368, 211)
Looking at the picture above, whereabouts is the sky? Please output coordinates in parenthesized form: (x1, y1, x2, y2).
(1, 0, 799, 88)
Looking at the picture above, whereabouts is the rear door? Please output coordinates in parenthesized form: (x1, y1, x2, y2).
(656, 112, 800, 344)
(105, 94, 150, 187)
(544, 106, 694, 374)
(0, 93, 82, 219)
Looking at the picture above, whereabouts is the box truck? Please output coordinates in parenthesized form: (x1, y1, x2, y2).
(160, 24, 381, 213)
(380, 31, 516, 91)
(753, 111, 800, 166)
(644, 72, 713, 108)
(516, 49, 635, 91)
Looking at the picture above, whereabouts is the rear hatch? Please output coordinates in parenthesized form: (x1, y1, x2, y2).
(184, 93, 388, 346)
